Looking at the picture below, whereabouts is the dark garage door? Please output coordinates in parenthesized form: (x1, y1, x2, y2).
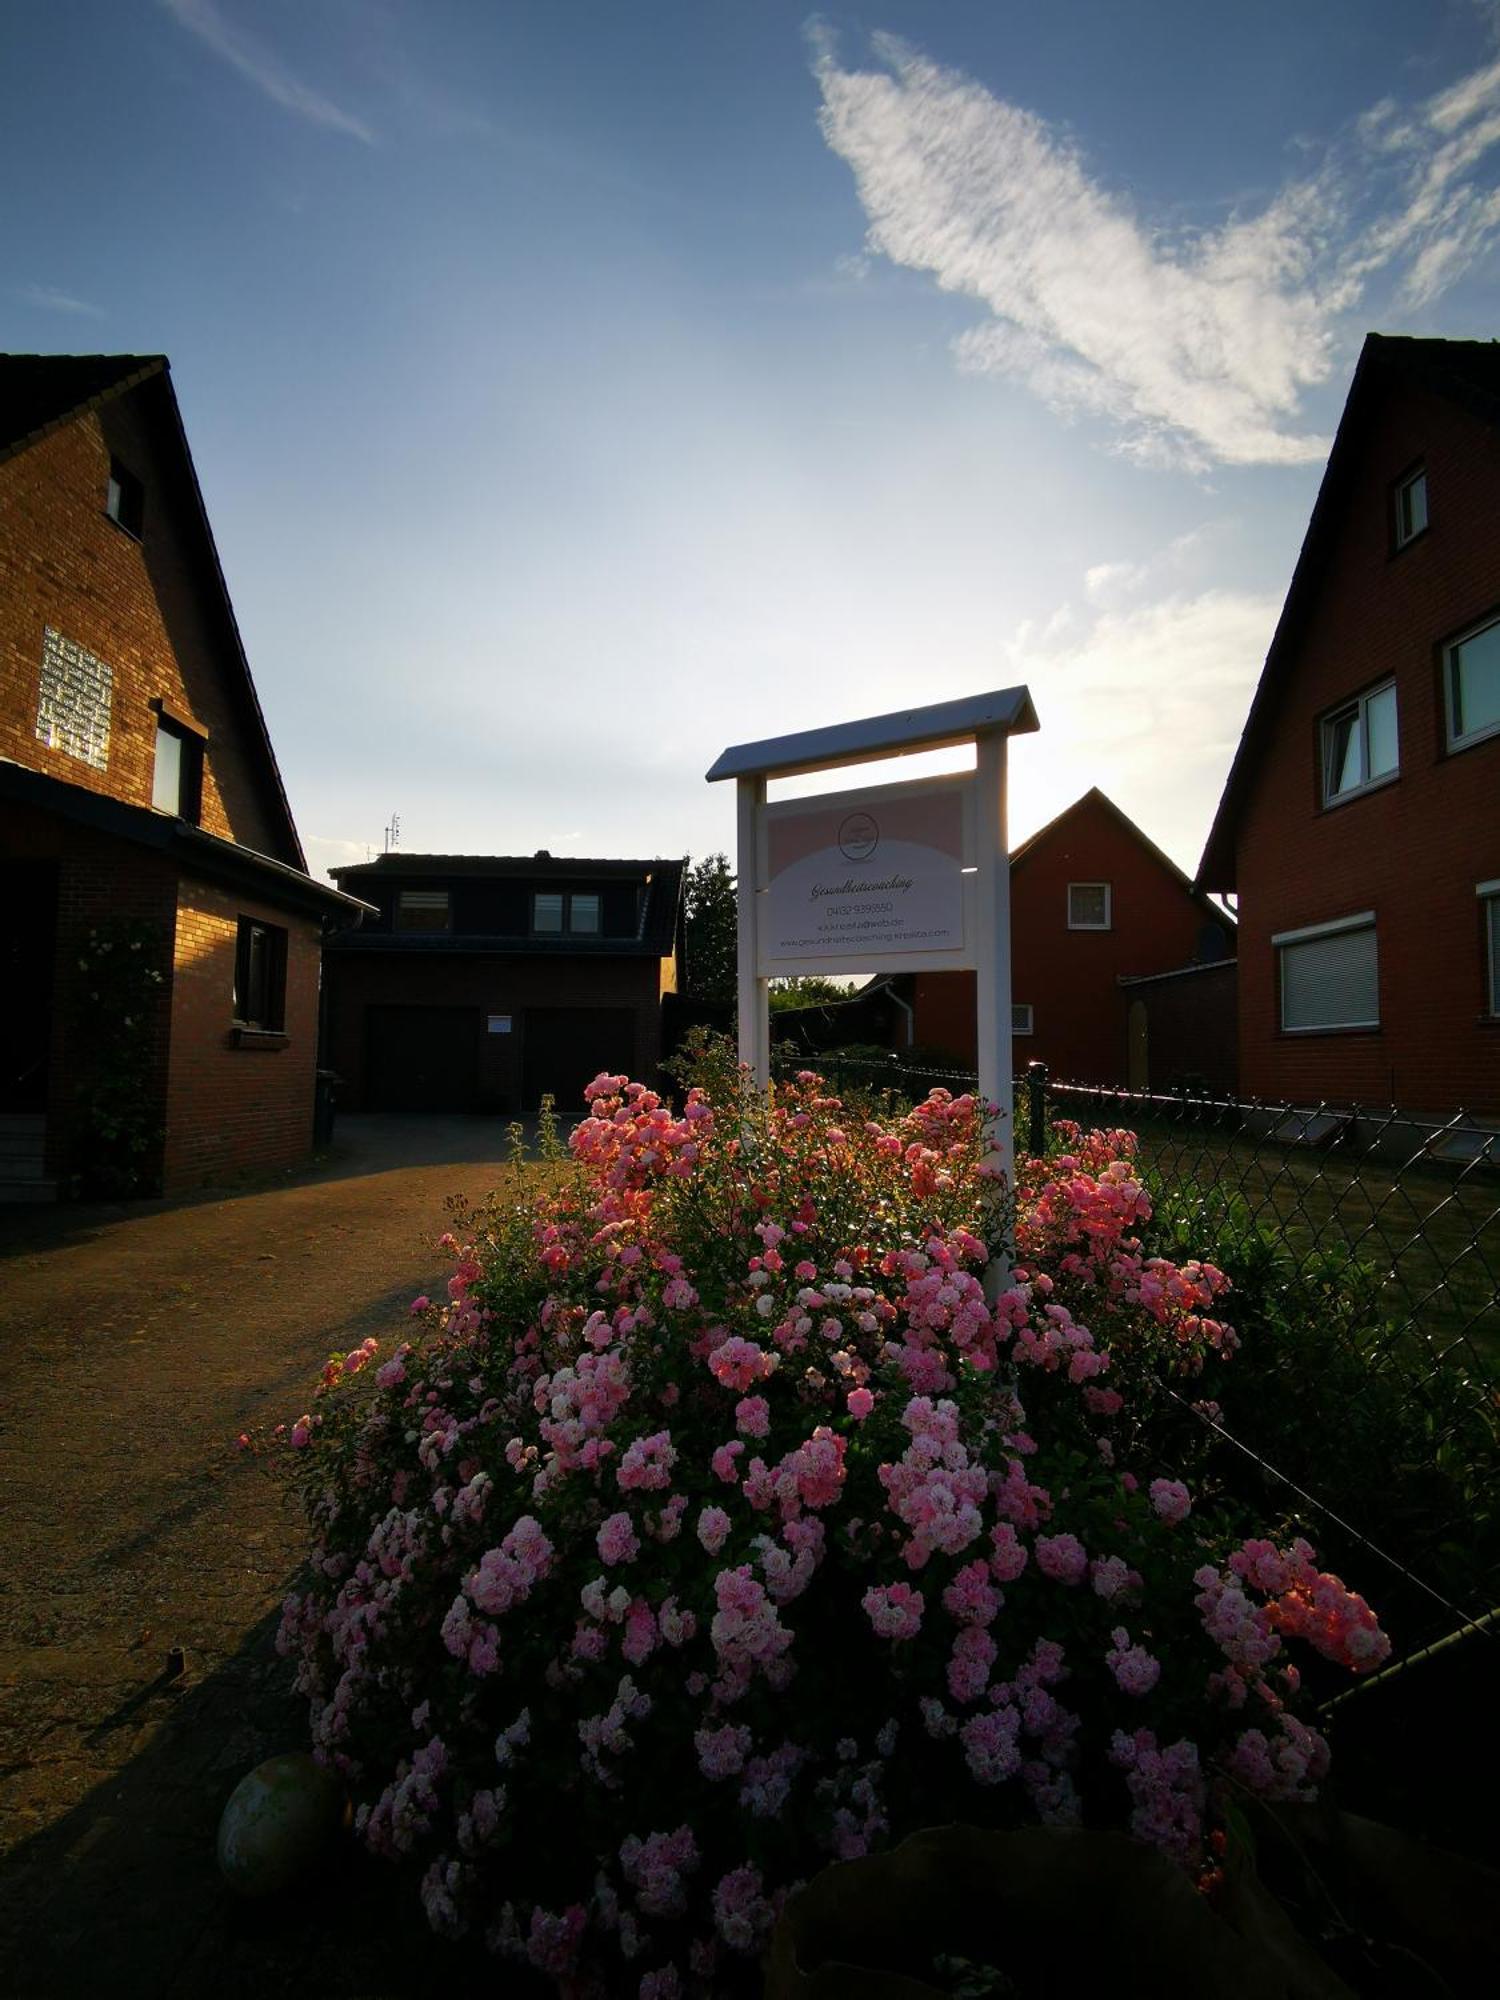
(365, 1006, 480, 1111)
(522, 1007, 636, 1117)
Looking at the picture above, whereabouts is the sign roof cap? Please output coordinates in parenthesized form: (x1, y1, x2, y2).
(707, 685, 1038, 782)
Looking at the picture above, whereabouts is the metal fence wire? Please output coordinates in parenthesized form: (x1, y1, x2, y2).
(768, 1046, 1500, 1661)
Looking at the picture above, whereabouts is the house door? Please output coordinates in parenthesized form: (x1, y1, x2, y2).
(1127, 1000, 1149, 1092)
(365, 1006, 481, 1111)
(521, 1007, 636, 1117)
(1, 863, 57, 1114)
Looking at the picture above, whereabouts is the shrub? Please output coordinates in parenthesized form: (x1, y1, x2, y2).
(274, 1072, 1389, 1994)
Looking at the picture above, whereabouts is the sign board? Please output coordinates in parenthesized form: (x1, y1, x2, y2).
(761, 776, 972, 972)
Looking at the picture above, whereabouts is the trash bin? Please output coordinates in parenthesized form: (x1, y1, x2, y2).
(314, 1069, 340, 1149)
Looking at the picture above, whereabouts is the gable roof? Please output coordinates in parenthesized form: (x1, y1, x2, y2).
(0, 352, 307, 871)
(1196, 333, 1500, 891)
(1014, 786, 1231, 925)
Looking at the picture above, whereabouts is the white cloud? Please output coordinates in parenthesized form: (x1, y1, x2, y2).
(17, 284, 105, 318)
(1004, 586, 1280, 872)
(304, 833, 374, 885)
(158, 0, 374, 144)
(816, 34, 1500, 467)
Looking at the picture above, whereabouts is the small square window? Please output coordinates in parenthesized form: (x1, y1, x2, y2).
(106, 458, 144, 538)
(1447, 616, 1500, 751)
(1012, 1003, 1033, 1035)
(396, 889, 449, 933)
(1394, 467, 1427, 548)
(533, 891, 564, 934)
(1067, 883, 1111, 931)
(151, 715, 203, 821)
(1322, 680, 1398, 803)
(233, 917, 287, 1031)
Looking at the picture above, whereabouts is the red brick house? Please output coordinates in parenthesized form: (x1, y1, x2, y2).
(1197, 335, 1500, 1117)
(830, 789, 1233, 1086)
(0, 354, 367, 1199)
(325, 853, 685, 1116)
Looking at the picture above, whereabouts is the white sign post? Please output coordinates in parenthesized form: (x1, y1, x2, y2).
(708, 687, 1039, 1276)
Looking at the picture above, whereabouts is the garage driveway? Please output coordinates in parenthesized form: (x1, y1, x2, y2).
(0, 1116, 537, 1996)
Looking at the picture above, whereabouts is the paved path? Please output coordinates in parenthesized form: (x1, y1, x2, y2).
(0, 1117, 531, 1997)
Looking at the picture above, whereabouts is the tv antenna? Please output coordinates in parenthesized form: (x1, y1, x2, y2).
(384, 811, 401, 854)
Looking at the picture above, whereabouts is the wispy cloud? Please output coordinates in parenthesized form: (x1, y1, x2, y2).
(1005, 583, 1280, 869)
(816, 34, 1500, 468)
(16, 283, 106, 319)
(158, 0, 374, 144)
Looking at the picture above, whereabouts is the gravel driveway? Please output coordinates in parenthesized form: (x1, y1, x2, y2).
(0, 1116, 531, 1997)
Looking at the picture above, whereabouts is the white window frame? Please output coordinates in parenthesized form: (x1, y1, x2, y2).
(1445, 614, 1500, 753)
(1067, 882, 1112, 931)
(1012, 1003, 1033, 1036)
(1394, 467, 1427, 549)
(1273, 911, 1379, 1034)
(1320, 679, 1399, 806)
(1480, 881, 1500, 1018)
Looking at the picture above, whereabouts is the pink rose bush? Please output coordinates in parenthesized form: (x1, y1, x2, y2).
(274, 1066, 1388, 1993)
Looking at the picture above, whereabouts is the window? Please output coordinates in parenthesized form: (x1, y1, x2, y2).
(1480, 882, 1500, 1017)
(105, 458, 144, 537)
(233, 918, 287, 1031)
(1321, 680, 1398, 803)
(151, 714, 203, 821)
(1067, 883, 1111, 931)
(1446, 615, 1500, 751)
(1275, 913, 1378, 1032)
(395, 889, 449, 932)
(1394, 467, 1427, 548)
(1012, 1003, 1034, 1035)
(532, 889, 601, 935)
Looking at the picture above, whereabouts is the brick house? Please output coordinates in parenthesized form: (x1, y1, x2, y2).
(1197, 335, 1500, 1117)
(0, 353, 367, 1199)
(801, 790, 1233, 1087)
(324, 853, 686, 1116)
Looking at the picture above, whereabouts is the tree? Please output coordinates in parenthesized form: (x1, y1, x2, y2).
(682, 853, 737, 1001)
(767, 975, 850, 1013)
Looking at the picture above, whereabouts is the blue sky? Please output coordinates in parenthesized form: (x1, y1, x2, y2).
(6, 1, 1500, 879)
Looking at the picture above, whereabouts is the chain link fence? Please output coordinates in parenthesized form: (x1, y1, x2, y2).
(769, 1044, 1500, 1665)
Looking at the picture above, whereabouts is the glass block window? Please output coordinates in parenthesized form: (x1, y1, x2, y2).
(35, 627, 112, 771)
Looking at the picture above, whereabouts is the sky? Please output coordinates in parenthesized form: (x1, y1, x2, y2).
(6, 1, 1500, 883)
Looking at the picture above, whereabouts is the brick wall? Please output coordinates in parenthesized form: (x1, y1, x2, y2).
(0, 399, 292, 859)
(163, 878, 321, 1192)
(1236, 378, 1500, 1114)
(913, 795, 1228, 1084)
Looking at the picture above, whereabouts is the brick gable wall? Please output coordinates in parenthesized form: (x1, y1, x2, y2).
(0, 400, 290, 858)
(1235, 379, 1500, 1114)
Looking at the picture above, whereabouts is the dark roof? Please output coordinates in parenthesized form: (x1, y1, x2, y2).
(0, 352, 307, 872)
(0, 353, 167, 463)
(1012, 787, 1231, 925)
(1196, 333, 1500, 891)
(328, 853, 686, 959)
(332, 853, 681, 881)
(0, 758, 371, 924)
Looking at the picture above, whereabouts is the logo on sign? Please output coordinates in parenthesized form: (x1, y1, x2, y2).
(838, 811, 879, 861)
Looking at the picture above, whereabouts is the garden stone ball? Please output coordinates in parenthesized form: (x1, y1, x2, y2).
(217, 1753, 345, 1897)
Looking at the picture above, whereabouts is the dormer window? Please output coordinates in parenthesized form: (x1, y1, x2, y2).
(396, 889, 449, 932)
(1394, 466, 1427, 548)
(532, 889, 602, 936)
(106, 458, 144, 538)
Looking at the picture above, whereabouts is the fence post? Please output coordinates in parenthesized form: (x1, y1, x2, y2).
(1027, 1061, 1048, 1158)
